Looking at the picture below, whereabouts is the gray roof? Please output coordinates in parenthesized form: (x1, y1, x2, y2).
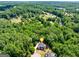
(45, 51, 56, 57)
(0, 54, 10, 57)
(37, 43, 46, 48)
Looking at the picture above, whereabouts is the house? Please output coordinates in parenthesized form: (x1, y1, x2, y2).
(37, 43, 46, 50)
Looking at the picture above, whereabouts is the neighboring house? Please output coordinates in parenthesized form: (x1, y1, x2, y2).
(0, 53, 10, 57)
(44, 51, 56, 57)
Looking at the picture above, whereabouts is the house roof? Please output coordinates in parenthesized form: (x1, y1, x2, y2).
(0, 53, 10, 57)
(37, 43, 46, 48)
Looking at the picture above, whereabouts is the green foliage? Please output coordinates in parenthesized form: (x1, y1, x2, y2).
(0, 1, 79, 57)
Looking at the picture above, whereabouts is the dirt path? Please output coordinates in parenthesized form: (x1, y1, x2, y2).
(31, 42, 41, 57)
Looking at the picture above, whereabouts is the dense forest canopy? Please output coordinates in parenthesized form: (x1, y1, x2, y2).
(0, 1, 79, 57)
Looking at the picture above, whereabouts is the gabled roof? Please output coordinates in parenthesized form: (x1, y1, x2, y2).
(37, 43, 46, 48)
